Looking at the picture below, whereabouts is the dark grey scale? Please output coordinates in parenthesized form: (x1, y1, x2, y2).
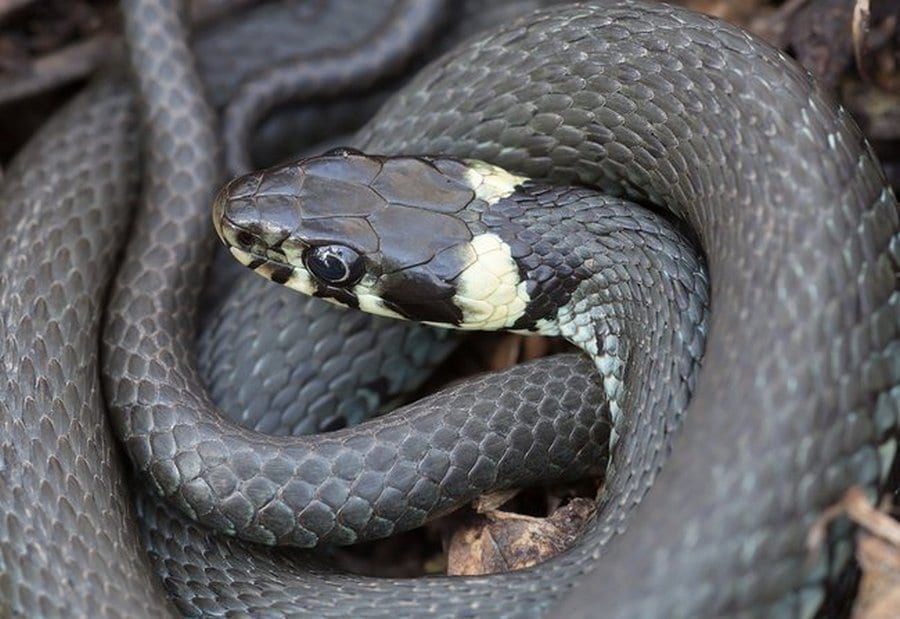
(197, 273, 457, 436)
(467, 182, 621, 331)
(371, 156, 477, 214)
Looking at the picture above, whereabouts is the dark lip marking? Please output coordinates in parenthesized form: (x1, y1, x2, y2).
(234, 246, 292, 271)
(231, 246, 269, 269)
(270, 264, 293, 285)
(314, 285, 360, 309)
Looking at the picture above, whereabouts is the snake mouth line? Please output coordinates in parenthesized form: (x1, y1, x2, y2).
(227, 245, 314, 291)
(229, 246, 290, 272)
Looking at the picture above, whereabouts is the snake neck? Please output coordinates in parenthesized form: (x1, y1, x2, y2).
(483, 182, 710, 450)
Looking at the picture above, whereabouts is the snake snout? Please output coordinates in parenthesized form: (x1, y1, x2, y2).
(212, 173, 297, 261)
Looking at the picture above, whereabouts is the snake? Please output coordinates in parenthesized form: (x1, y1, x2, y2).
(2, 0, 899, 618)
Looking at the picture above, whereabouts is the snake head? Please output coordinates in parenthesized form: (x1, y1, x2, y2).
(213, 148, 532, 329)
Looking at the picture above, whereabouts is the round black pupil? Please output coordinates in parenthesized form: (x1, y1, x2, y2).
(311, 249, 348, 282)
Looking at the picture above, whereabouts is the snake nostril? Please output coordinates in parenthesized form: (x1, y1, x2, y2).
(235, 229, 255, 248)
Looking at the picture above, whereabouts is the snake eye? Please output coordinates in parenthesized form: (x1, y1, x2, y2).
(303, 244, 364, 287)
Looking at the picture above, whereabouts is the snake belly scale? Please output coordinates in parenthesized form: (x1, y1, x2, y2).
(2, 0, 899, 618)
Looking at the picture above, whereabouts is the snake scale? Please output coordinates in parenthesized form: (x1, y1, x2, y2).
(2, 0, 899, 618)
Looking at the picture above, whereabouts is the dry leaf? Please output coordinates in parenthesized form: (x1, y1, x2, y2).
(447, 498, 595, 576)
(809, 487, 900, 619)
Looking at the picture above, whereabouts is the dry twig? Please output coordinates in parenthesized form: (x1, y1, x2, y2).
(0, 35, 111, 105)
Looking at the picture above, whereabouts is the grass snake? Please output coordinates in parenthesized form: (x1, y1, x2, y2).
(2, 0, 900, 617)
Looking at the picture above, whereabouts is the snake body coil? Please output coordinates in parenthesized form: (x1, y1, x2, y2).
(2, 1, 899, 618)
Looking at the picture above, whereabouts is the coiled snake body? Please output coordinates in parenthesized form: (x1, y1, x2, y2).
(1, 1, 899, 618)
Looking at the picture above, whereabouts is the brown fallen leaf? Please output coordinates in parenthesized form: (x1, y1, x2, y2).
(856, 533, 900, 619)
(447, 498, 596, 576)
(852, 0, 872, 81)
(486, 333, 562, 371)
(784, 0, 856, 91)
(850, 0, 900, 93)
(809, 486, 900, 619)
(842, 78, 900, 140)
